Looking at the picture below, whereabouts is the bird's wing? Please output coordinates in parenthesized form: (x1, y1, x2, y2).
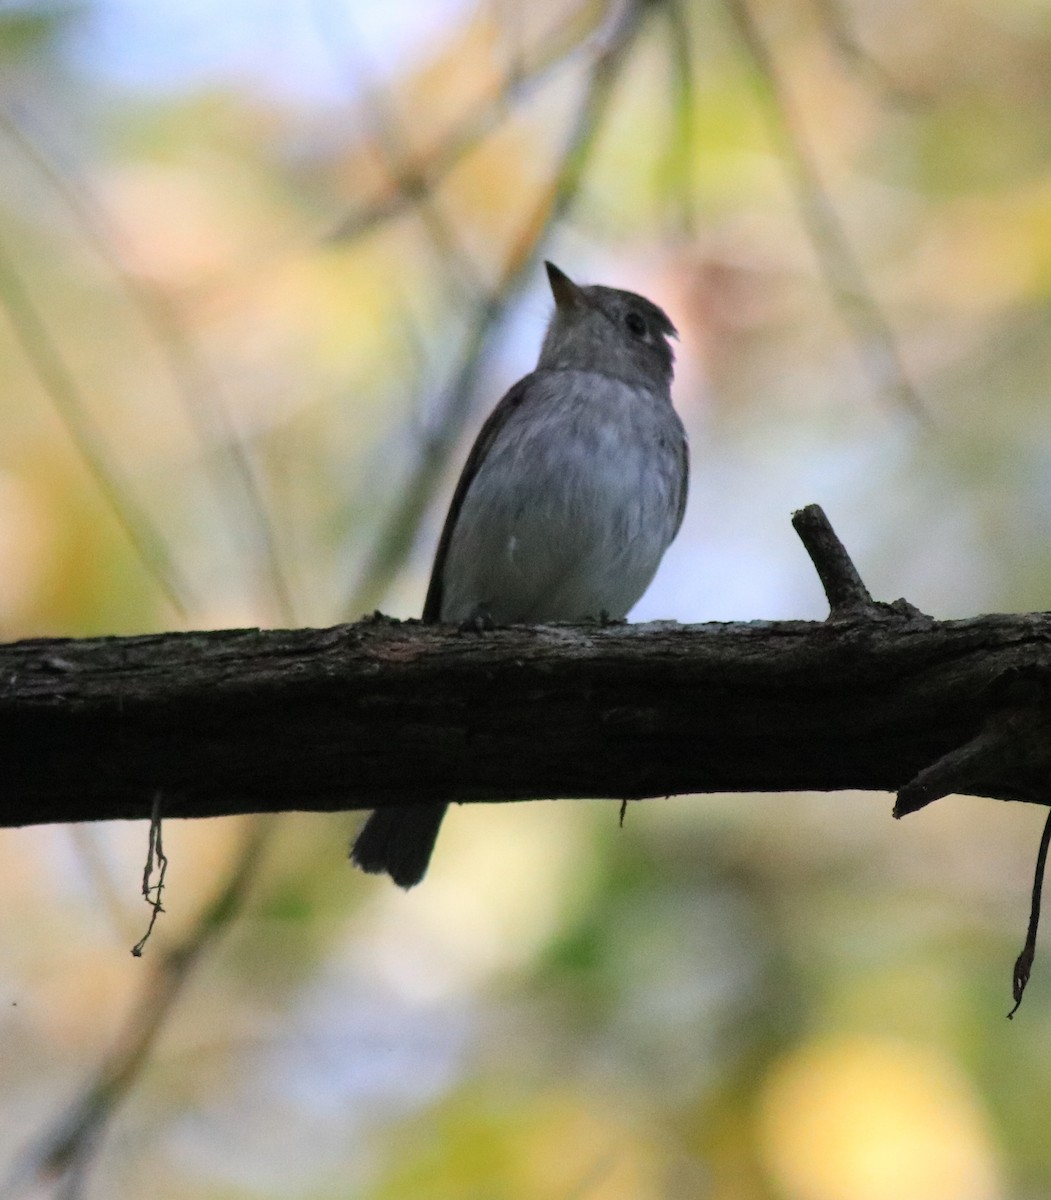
(422, 373, 535, 623)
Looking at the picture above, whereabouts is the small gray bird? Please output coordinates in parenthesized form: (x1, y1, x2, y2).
(352, 261, 689, 887)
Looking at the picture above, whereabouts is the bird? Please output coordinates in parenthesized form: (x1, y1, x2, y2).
(351, 261, 689, 887)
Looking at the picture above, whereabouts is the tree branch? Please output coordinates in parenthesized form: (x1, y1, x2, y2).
(6, 531, 1051, 829)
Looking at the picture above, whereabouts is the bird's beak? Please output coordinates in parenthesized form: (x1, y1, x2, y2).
(545, 261, 586, 311)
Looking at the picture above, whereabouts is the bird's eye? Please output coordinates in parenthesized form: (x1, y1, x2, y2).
(624, 311, 647, 337)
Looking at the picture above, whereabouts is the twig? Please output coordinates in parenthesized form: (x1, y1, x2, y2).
(894, 723, 1001, 818)
(791, 503, 875, 616)
(131, 793, 168, 957)
(1008, 808, 1051, 1018)
(792, 503, 928, 623)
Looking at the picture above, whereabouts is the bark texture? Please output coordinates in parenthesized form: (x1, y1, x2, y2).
(4, 505, 1051, 830)
(4, 607, 1051, 829)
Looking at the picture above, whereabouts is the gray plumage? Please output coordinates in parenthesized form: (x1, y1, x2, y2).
(352, 262, 689, 887)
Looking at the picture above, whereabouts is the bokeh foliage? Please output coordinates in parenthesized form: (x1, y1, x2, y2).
(3, 1, 1051, 1197)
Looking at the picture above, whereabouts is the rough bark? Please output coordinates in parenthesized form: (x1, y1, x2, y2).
(3, 506, 1051, 830)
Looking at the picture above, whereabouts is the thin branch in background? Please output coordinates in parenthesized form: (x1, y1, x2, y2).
(723, 0, 928, 423)
(310, 0, 487, 306)
(660, 0, 699, 237)
(0, 816, 273, 1200)
(0, 229, 197, 619)
(325, 4, 599, 243)
(811, 0, 930, 108)
(0, 107, 297, 626)
(345, 0, 654, 617)
(53, 1141, 93, 1200)
(488, 0, 529, 84)
(308, 0, 488, 429)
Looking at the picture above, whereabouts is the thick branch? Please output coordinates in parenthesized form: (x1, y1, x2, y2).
(5, 608, 1051, 829)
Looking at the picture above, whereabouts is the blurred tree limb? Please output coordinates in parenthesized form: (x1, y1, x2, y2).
(1, 815, 271, 1199)
(0, 230, 198, 621)
(6, 507, 1051, 828)
(0, 107, 296, 626)
(723, 0, 927, 421)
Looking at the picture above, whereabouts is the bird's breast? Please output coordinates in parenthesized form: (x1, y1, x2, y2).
(440, 371, 686, 623)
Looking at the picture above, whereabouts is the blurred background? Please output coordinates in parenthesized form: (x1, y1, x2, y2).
(2, 0, 1051, 1196)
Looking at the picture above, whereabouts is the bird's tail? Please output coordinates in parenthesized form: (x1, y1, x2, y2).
(350, 803, 448, 888)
